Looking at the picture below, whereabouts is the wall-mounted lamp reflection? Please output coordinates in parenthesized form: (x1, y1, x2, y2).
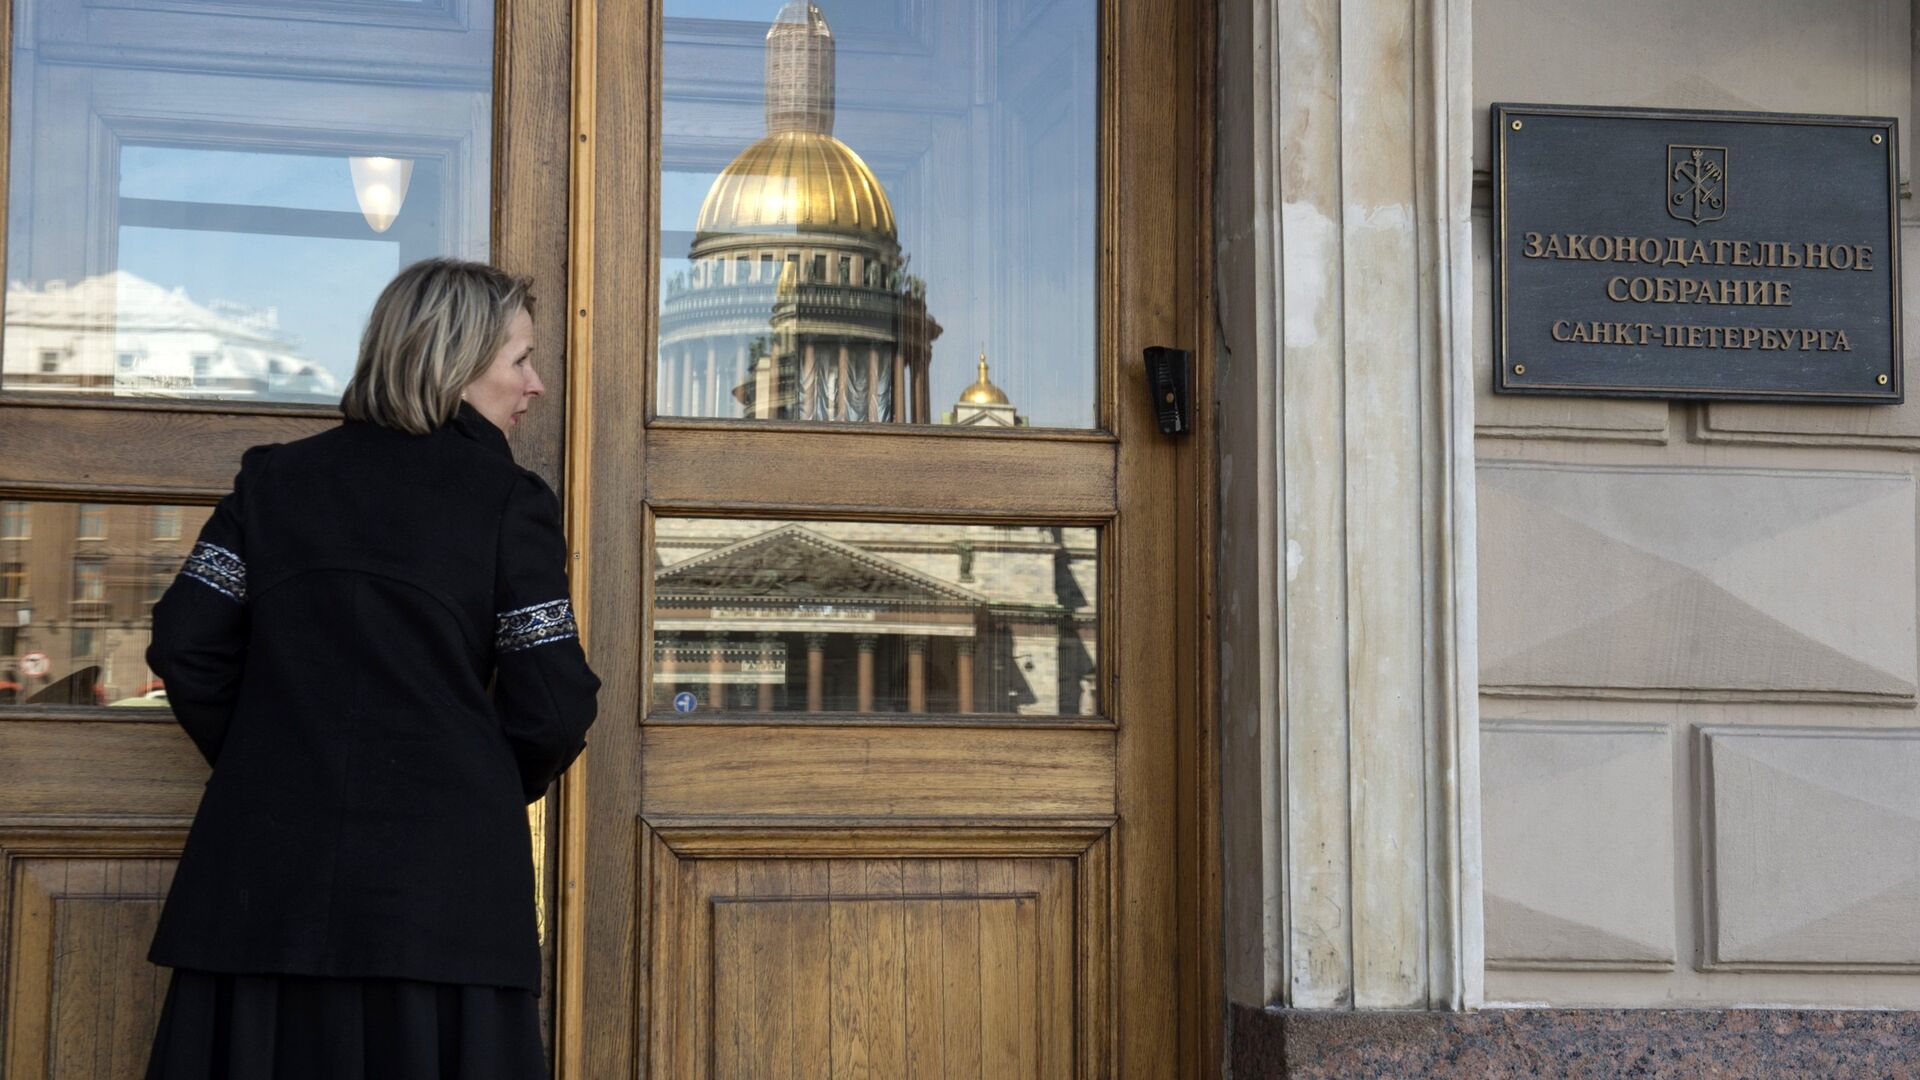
(348, 156, 413, 233)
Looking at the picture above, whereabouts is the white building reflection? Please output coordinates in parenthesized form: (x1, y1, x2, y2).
(5, 271, 336, 401)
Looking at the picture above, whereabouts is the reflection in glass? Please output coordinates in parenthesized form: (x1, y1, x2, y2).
(0, 502, 211, 706)
(652, 518, 1098, 717)
(4, 0, 494, 404)
(658, 0, 1096, 428)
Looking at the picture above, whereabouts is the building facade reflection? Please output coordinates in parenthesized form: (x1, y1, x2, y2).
(653, 519, 1096, 717)
(0, 500, 209, 706)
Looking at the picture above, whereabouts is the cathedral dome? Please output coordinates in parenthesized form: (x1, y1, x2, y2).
(696, 131, 897, 242)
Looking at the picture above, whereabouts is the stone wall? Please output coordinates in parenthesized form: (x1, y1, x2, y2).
(1474, 0, 1920, 1009)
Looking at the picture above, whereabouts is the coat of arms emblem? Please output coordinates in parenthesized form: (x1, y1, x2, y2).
(1668, 145, 1728, 225)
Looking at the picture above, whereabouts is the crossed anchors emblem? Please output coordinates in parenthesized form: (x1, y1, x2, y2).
(1668, 145, 1728, 225)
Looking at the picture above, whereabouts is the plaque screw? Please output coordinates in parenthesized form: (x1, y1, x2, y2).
(1513, 363, 1527, 376)
(1873, 133, 1885, 145)
(1510, 120, 1523, 131)
(1879, 374, 1891, 385)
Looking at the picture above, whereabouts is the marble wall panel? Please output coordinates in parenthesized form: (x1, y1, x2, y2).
(1480, 462, 1916, 697)
(1701, 725, 1920, 968)
(1471, 0, 1910, 176)
(1482, 721, 1673, 968)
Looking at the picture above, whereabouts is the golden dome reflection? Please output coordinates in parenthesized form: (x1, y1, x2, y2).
(696, 130, 897, 241)
(961, 352, 1010, 405)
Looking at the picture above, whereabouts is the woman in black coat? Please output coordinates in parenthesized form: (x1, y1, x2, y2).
(142, 258, 601, 1079)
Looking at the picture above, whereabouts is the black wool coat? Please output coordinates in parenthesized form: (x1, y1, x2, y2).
(145, 400, 600, 991)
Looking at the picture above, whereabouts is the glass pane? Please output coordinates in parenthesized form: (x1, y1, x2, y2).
(657, 0, 1097, 429)
(0, 500, 211, 706)
(3, 0, 494, 404)
(652, 518, 1099, 717)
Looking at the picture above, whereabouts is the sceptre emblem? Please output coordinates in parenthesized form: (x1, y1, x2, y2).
(1668, 145, 1728, 225)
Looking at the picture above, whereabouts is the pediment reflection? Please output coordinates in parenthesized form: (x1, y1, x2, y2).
(653, 519, 1097, 717)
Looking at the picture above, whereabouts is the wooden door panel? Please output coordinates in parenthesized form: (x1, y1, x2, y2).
(639, 726, 1114, 821)
(646, 830, 1107, 1080)
(2, 837, 181, 1079)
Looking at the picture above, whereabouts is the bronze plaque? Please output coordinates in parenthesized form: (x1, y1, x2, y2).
(1494, 104, 1901, 403)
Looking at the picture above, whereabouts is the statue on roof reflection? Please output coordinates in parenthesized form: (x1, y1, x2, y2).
(658, 0, 943, 423)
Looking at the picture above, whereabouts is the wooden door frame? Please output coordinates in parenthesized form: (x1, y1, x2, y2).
(553, 0, 1219, 1074)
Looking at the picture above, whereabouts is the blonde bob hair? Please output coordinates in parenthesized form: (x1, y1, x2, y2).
(341, 258, 534, 435)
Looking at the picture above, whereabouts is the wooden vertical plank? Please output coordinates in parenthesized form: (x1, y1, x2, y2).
(864, 860, 908, 1080)
(1014, 859, 1048, 1079)
(789, 861, 831, 1080)
(5, 863, 53, 1080)
(495, 0, 575, 488)
(51, 895, 96, 1076)
(649, 840, 682, 1080)
(1077, 845, 1112, 1080)
(901, 860, 942, 1079)
(977, 860, 1022, 1079)
(793, 899, 832, 1080)
(1109, 2, 1195, 1072)
(1015, 894, 1041, 1080)
(106, 891, 164, 1077)
(938, 861, 983, 1079)
(712, 892, 744, 1080)
(828, 861, 871, 1080)
(742, 862, 794, 1080)
(688, 859, 737, 1080)
(574, 0, 651, 1073)
(1032, 860, 1074, 1079)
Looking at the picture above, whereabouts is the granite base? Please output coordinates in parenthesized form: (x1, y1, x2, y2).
(1230, 1003, 1920, 1078)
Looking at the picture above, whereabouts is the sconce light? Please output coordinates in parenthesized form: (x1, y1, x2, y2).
(348, 156, 413, 233)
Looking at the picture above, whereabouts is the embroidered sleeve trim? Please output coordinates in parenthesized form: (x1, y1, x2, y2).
(181, 541, 246, 604)
(497, 598, 578, 653)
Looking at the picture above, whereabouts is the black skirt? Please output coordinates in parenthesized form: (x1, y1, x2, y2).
(143, 967, 547, 1080)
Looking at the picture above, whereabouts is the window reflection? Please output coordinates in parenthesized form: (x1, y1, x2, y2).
(0, 501, 210, 706)
(3, 0, 494, 404)
(658, 0, 1097, 429)
(653, 518, 1098, 717)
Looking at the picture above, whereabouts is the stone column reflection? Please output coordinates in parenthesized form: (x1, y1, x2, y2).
(656, 632, 678, 707)
(906, 635, 927, 713)
(955, 637, 975, 714)
(705, 630, 727, 711)
(854, 633, 877, 712)
(804, 632, 827, 711)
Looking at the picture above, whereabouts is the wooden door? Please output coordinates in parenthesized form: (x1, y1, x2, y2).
(0, 0, 571, 1072)
(564, 0, 1210, 1076)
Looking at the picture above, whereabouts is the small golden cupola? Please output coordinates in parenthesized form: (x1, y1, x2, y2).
(961, 351, 1009, 405)
(952, 350, 1023, 427)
